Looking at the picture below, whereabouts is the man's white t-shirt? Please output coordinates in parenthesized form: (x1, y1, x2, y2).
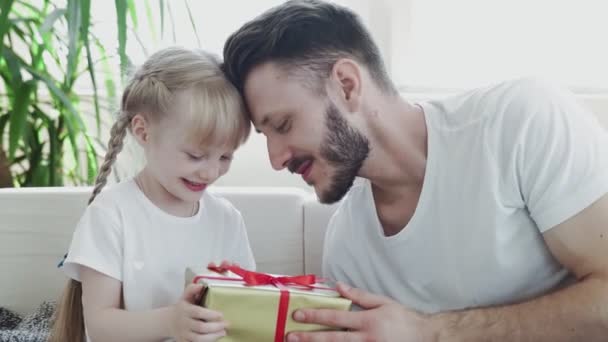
(323, 78, 608, 314)
(62, 179, 255, 312)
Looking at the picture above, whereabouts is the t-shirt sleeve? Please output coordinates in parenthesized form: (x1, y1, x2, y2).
(62, 202, 123, 282)
(515, 80, 608, 232)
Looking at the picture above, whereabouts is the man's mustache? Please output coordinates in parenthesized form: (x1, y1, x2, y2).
(287, 156, 312, 174)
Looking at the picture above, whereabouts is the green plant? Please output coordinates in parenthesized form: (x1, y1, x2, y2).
(0, 0, 199, 187)
(0, 0, 138, 187)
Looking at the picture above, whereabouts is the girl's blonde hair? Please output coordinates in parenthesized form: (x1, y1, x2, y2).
(48, 47, 250, 342)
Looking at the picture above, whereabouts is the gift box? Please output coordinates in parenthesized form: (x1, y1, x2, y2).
(187, 265, 352, 342)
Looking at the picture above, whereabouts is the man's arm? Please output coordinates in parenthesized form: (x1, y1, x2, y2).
(287, 194, 608, 342)
(433, 193, 608, 341)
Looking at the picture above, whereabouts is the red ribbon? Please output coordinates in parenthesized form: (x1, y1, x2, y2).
(193, 265, 324, 342)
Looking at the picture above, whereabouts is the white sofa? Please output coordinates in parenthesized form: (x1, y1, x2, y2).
(0, 186, 338, 316)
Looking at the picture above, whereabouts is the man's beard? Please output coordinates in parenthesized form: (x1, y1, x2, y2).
(317, 102, 370, 204)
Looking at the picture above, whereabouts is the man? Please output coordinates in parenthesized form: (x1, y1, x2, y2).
(222, 1, 608, 341)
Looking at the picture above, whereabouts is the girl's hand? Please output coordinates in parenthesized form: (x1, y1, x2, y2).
(171, 283, 228, 342)
(208, 260, 239, 270)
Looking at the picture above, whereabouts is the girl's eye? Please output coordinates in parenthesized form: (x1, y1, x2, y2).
(221, 155, 233, 162)
(187, 153, 204, 160)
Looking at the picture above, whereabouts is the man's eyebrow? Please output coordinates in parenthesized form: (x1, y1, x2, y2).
(254, 111, 292, 133)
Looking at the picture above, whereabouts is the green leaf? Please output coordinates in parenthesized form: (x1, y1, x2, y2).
(0, 0, 16, 56)
(23, 121, 44, 186)
(79, 0, 91, 38)
(184, 0, 200, 48)
(14, 0, 41, 15)
(65, 0, 81, 89)
(0, 113, 10, 148)
(21, 63, 85, 165)
(2, 48, 23, 84)
(159, 0, 165, 39)
(127, 0, 138, 29)
(84, 135, 98, 184)
(115, 0, 128, 80)
(31, 163, 49, 186)
(30, 39, 44, 71)
(8, 80, 35, 159)
(144, 0, 157, 41)
(32, 106, 59, 185)
(92, 36, 117, 106)
(79, 0, 100, 137)
(40, 8, 66, 34)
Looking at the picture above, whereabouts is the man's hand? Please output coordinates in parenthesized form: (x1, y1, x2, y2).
(286, 282, 437, 342)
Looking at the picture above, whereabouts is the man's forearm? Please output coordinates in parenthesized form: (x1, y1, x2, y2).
(431, 276, 608, 341)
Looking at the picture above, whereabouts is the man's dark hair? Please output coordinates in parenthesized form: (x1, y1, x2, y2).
(223, 0, 397, 95)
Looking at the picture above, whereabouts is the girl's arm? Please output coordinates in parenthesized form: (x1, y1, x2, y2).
(81, 267, 228, 342)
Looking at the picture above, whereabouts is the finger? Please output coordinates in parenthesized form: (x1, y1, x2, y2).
(292, 308, 362, 330)
(189, 319, 229, 334)
(220, 260, 239, 268)
(188, 305, 224, 322)
(207, 260, 240, 271)
(286, 330, 365, 342)
(336, 282, 392, 309)
(183, 283, 205, 303)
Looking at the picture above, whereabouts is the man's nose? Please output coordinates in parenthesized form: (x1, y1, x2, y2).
(267, 136, 291, 171)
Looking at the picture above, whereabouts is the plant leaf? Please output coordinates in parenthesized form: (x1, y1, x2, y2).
(184, 0, 200, 48)
(2, 47, 23, 84)
(0, 0, 16, 56)
(143, 0, 157, 42)
(84, 135, 98, 184)
(127, 0, 138, 29)
(159, 0, 165, 39)
(79, 0, 101, 137)
(65, 0, 82, 88)
(40, 8, 66, 34)
(0, 113, 10, 148)
(21, 63, 85, 166)
(8, 80, 35, 159)
(115, 0, 128, 80)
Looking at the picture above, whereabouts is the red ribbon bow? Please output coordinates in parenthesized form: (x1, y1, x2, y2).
(208, 264, 317, 288)
(193, 265, 325, 342)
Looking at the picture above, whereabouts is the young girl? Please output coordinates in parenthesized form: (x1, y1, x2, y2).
(49, 47, 255, 342)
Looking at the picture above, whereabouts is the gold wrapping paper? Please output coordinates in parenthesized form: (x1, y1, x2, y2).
(187, 268, 352, 342)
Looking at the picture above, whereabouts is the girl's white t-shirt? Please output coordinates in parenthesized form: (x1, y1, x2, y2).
(62, 179, 255, 311)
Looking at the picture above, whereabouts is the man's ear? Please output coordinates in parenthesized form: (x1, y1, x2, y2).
(330, 58, 362, 113)
(131, 113, 150, 146)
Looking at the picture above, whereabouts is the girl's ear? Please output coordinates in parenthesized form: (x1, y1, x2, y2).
(131, 113, 150, 146)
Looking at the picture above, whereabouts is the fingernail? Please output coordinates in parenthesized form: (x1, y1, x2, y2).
(287, 334, 299, 342)
(293, 310, 305, 321)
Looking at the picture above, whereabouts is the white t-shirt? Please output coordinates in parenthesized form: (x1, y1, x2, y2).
(62, 179, 255, 312)
(322, 78, 608, 314)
